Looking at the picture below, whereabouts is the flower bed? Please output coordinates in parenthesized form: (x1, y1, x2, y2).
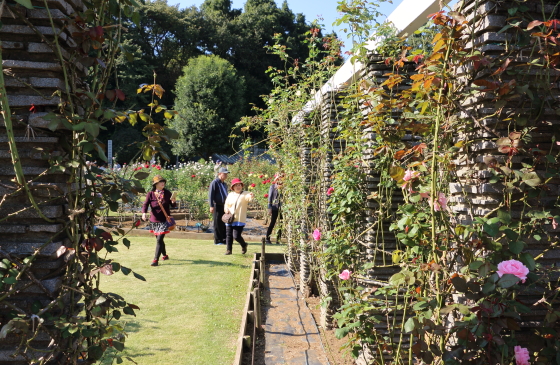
(108, 159, 277, 220)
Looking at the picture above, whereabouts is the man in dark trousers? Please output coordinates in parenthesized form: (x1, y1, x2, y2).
(209, 167, 229, 245)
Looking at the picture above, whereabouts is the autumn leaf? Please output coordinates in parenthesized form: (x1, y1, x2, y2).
(105, 89, 116, 101)
(473, 79, 500, 91)
(527, 20, 543, 30)
(490, 58, 511, 76)
(115, 89, 125, 101)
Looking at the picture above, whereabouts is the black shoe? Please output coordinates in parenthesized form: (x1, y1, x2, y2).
(241, 245, 247, 254)
(150, 260, 158, 266)
(224, 250, 232, 255)
(265, 238, 272, 245)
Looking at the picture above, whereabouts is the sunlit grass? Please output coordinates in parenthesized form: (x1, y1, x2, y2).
(98, 236, 284, 365)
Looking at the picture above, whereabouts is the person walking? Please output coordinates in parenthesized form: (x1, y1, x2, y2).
(142, 175, 176, 266)
(265, 174, 283, 244)
(224, 178, 254, 255)
(209, 167, 229, 245)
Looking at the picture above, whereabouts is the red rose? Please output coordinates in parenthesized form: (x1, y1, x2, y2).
(259, 175, 264, 178)
(96, 174, 102, 177)
(262, 180, 267, 184)
(250, 183, 256, 187)
(191, 175, 196, 178)
(134, 219, 141, 227)
(152, 164, 156, 167)
(156, 166, 161, 170)
(264, 193, 269, 198)
(144, 164, 149, 168)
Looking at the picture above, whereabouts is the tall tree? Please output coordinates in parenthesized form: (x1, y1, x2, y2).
(108, 0, 332, 162)
(117, 0, 206, 108)
(170, 55, 245, 158)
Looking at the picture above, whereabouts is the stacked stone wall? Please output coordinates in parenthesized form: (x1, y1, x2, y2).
(1, 1, 83, 362)
(451, 0, 560, 348)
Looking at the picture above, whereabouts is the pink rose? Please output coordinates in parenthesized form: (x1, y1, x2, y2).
(514, 346, 530, 365)
(339, 269, 351, 280)
(327, 187, 334, 196)
(552, 218, 558, 230)
(313, 229, 321, 241)
(497, 259, 530, 283)
(402, 170, 420, 181)
(434, 192, 448, 212)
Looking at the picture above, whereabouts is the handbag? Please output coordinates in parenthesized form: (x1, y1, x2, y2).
(222, 193, 241, 224)
(155, 191, 176, 231)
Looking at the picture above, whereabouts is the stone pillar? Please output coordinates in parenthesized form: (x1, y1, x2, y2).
(1, 0, 84, 362)
(316, 90, 343, 329)
(451, 0, 560, 349)
(356, 55, 419, 364)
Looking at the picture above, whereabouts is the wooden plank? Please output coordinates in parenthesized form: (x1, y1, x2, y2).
(232, 254, 259, 365)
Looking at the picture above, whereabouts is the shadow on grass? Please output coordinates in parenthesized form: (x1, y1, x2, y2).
(163, 259, 249, 268)
(100, 318, 172, 363)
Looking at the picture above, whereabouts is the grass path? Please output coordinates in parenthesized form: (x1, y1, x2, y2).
(98, 236, 284, 364)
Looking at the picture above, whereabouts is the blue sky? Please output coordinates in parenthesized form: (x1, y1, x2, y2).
(171, 0, 402, 50)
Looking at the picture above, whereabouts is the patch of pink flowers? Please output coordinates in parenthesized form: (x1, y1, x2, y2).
(497, 259, 529, 283)
(403, 170, 420, 181)
(339, 270, 351, 280)
(514, 346, 530, 365)
(313, 229, 321, 241)
(326, 187, 334, 196)
(433, 192, 448, 212)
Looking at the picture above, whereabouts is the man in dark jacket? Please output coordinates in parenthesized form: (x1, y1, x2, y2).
(265, 174, 283, 244)
(209, 167, 229, 245)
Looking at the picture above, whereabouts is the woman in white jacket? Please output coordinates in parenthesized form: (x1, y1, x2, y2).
(223, 178, 254, 255)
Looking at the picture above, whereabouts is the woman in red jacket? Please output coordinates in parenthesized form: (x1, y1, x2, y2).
(142, 175, 176, 266)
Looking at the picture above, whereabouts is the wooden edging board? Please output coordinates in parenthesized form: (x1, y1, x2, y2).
(232, 252, 286, 365)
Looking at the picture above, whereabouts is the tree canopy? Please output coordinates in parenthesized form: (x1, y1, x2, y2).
(170, 55, 245, 158)
(108, 0, 335, 160)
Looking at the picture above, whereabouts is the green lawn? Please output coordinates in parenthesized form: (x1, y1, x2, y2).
(98, 236, 284, 365)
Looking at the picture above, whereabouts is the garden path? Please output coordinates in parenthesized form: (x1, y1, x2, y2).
(264, 264, 329, 365)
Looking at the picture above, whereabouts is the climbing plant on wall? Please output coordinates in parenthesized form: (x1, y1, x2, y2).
(241, 0, 560, 364)
(0, 0, 178, 362)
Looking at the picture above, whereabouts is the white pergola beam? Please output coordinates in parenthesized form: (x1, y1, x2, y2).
(298, 0, 451, 117)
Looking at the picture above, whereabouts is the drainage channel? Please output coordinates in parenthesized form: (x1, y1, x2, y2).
(234, 248, 329, 365)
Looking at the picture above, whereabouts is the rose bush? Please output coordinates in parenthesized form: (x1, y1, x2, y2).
(111, 158, 276, 219)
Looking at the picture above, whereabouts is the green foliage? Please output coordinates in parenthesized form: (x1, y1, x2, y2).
(170, 55, 245, 158)
(111, 126, 145, 163)
(117, 0, 206, 108)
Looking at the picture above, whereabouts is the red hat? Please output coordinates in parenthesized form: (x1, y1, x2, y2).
(230, 178, 244, 190)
